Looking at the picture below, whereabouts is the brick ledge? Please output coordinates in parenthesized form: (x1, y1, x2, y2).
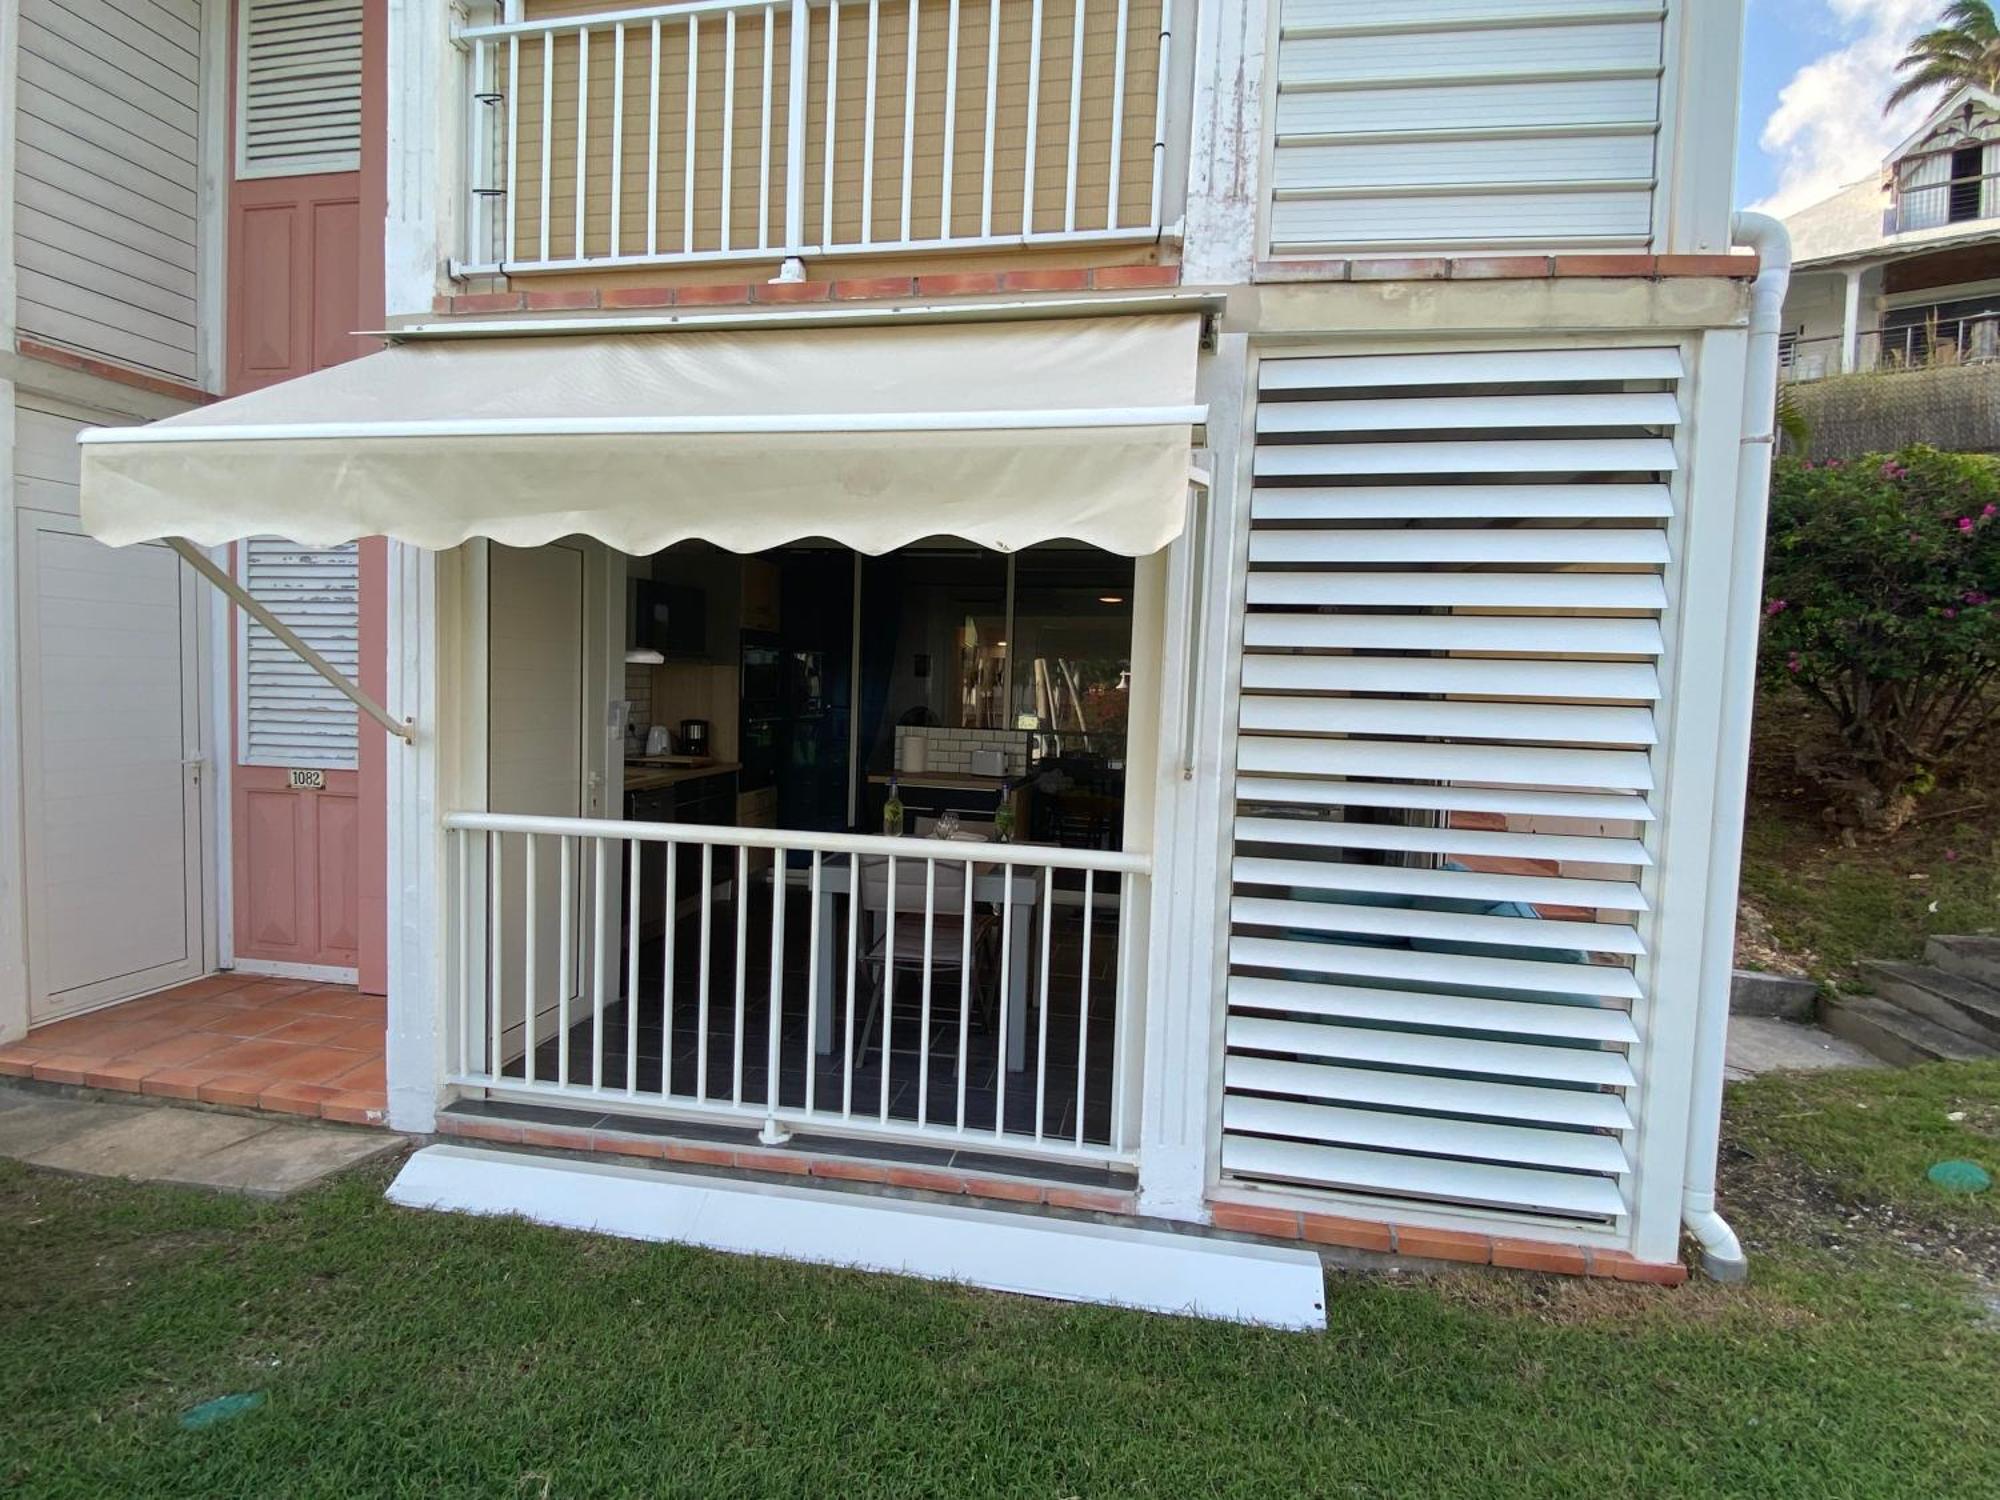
(1208, 1198, 1689, 1285)
(15, 337, 214, 406)
(433, 263, 1182, 317)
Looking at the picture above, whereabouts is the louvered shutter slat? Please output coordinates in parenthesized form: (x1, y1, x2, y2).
(1221, 1137, 1630, 1221)
(1226, 1054, 1634, 1131)
(1223, 1097, 1632, 1176)
(1224, 343, 1684, 1229)
(1239, 654, 1660, 701)
(241, 538, 359, 770)
(1233, 856, 1647, 915)
(237, 0, 363, 177)
(1230, 895, 1648, 959)
(1251, 483, 1674, 521)
(1229, 974, 1641, 1044)
(1234, 776, 1657, 824)
(1230, 935, 1644, 1003)
(1255, 437, 1679, 477)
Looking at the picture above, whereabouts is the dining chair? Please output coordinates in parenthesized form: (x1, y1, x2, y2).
(854, 855, 998, 1060)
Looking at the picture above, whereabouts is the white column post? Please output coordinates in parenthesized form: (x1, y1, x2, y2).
(1176, 0, 1264, 285)
(1624, 328, 1751, 1265)
(1136, 333, 1249, 1219)
(0, 382, 25, 1044)
(1840, 265, 1866, 373)
(0, 3, 25, 1040)
(386, 542, 446, 1132)
(388, 0, 451, 316)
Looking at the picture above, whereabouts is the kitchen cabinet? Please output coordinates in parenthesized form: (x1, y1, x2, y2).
(741, 556, 780, 633)
(624, 766, 737, 940)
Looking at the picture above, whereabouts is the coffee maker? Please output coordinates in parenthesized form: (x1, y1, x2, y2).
(678, 718, 710, 757)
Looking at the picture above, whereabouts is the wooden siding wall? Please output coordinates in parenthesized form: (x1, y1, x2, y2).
(492, 0, 1162, 263)
(1267, 0, 1667, 256)
(14, 0, 205, 384)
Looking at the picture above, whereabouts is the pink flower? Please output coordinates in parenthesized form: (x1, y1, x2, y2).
(1765, 598, 1788, 616)
(1986, 503, 1998, 518)
(1946, 848, 1961, 863)
(1959, 517, 1976, 533)
(1944, 607, 1960, 619)
(1786, 652, 1802, 674)
(1965, 591, 1990, 606)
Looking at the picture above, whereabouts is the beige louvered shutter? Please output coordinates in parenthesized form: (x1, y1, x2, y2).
(1223, 345, 1685, 1231)
(236, 0, 364, 178)
(240, 539, 360, 770)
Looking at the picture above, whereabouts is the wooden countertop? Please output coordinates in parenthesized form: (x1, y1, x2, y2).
(866, 771, 1015, 791)
(625, 761, 741, 792)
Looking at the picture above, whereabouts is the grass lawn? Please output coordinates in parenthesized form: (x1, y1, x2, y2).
(1736, 692, 1999, 983)
(4, 1069, 1999, 1498)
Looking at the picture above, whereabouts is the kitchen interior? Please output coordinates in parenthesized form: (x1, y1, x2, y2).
(620, 540, 1138, 851)
(513, 537, 1143, 1143)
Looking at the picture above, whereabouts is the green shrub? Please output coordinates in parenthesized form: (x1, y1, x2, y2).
(1760, 445, 2000, 827)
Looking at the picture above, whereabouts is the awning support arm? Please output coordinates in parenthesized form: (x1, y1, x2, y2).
(166, 538, 415, 745)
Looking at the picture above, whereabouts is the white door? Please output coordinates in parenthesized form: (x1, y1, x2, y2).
(16, 501, 208, 1023)
(486, 541, 597, 1060)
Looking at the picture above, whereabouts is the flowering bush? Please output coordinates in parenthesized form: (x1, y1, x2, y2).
(1760, 445, 2000, 828)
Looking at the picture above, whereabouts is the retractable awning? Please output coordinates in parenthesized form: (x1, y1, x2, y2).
(79, 314, 1204, 557)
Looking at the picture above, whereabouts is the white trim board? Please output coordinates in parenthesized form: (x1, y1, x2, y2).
(387, 1145, 1328, 1330)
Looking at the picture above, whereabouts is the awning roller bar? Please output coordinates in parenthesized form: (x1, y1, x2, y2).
(82, 407, 1207, 445)
(166, 539, 414, 745)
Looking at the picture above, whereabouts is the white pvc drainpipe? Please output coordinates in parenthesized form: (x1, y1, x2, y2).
(1680, 211, 1792, 1282)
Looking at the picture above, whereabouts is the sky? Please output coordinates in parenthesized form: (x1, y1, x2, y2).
(1737, 0, 1944, 216)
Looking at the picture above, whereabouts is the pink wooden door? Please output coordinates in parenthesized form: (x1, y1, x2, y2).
(225, 0, 377, 976)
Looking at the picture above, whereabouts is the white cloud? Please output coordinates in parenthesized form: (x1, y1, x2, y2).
(1753, 0, 1939, 216)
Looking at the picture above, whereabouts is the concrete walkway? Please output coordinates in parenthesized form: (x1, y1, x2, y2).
(1725, 1014, 1882, 1081)
(0, 1085, 403, 1197)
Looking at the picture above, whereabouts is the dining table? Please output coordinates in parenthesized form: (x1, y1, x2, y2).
(776, 850, 1043, 1071)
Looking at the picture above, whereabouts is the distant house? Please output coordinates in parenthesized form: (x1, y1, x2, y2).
(1782, 85, 2000, 380)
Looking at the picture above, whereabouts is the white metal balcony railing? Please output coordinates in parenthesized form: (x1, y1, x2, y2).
(457, 0, 1174, 276)
(444, 812, 1147, 1164)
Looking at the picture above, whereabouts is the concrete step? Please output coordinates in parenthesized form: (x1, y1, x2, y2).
(1818, 992, 2000, 1067)
(1925, 935, 2000, 990)
(1860, 959, 2000, 1045)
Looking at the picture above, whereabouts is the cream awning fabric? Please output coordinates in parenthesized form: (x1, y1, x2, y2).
(80, 314, 1204, 556)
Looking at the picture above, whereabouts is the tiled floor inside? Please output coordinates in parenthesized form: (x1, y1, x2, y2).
(0, 974, 386, 1125)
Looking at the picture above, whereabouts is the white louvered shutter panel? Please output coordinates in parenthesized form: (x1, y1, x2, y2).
(1223, 345, 1687, 1231)
(1268, 0, 1665, 254)
(241, 539, 360, 770)
(237, 0, 364, 178)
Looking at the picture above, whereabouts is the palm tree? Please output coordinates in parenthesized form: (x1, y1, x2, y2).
(1887, 2, 2000, 112)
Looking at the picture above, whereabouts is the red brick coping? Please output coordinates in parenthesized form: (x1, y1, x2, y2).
(434, 264, 1183, 316)
(1210, 1199, 1689, 1284)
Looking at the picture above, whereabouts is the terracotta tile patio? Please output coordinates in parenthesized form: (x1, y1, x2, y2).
(0, 974, 386, 1126)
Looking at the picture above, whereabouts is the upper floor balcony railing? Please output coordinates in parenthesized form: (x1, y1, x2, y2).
(456, 0, 1174, 278)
